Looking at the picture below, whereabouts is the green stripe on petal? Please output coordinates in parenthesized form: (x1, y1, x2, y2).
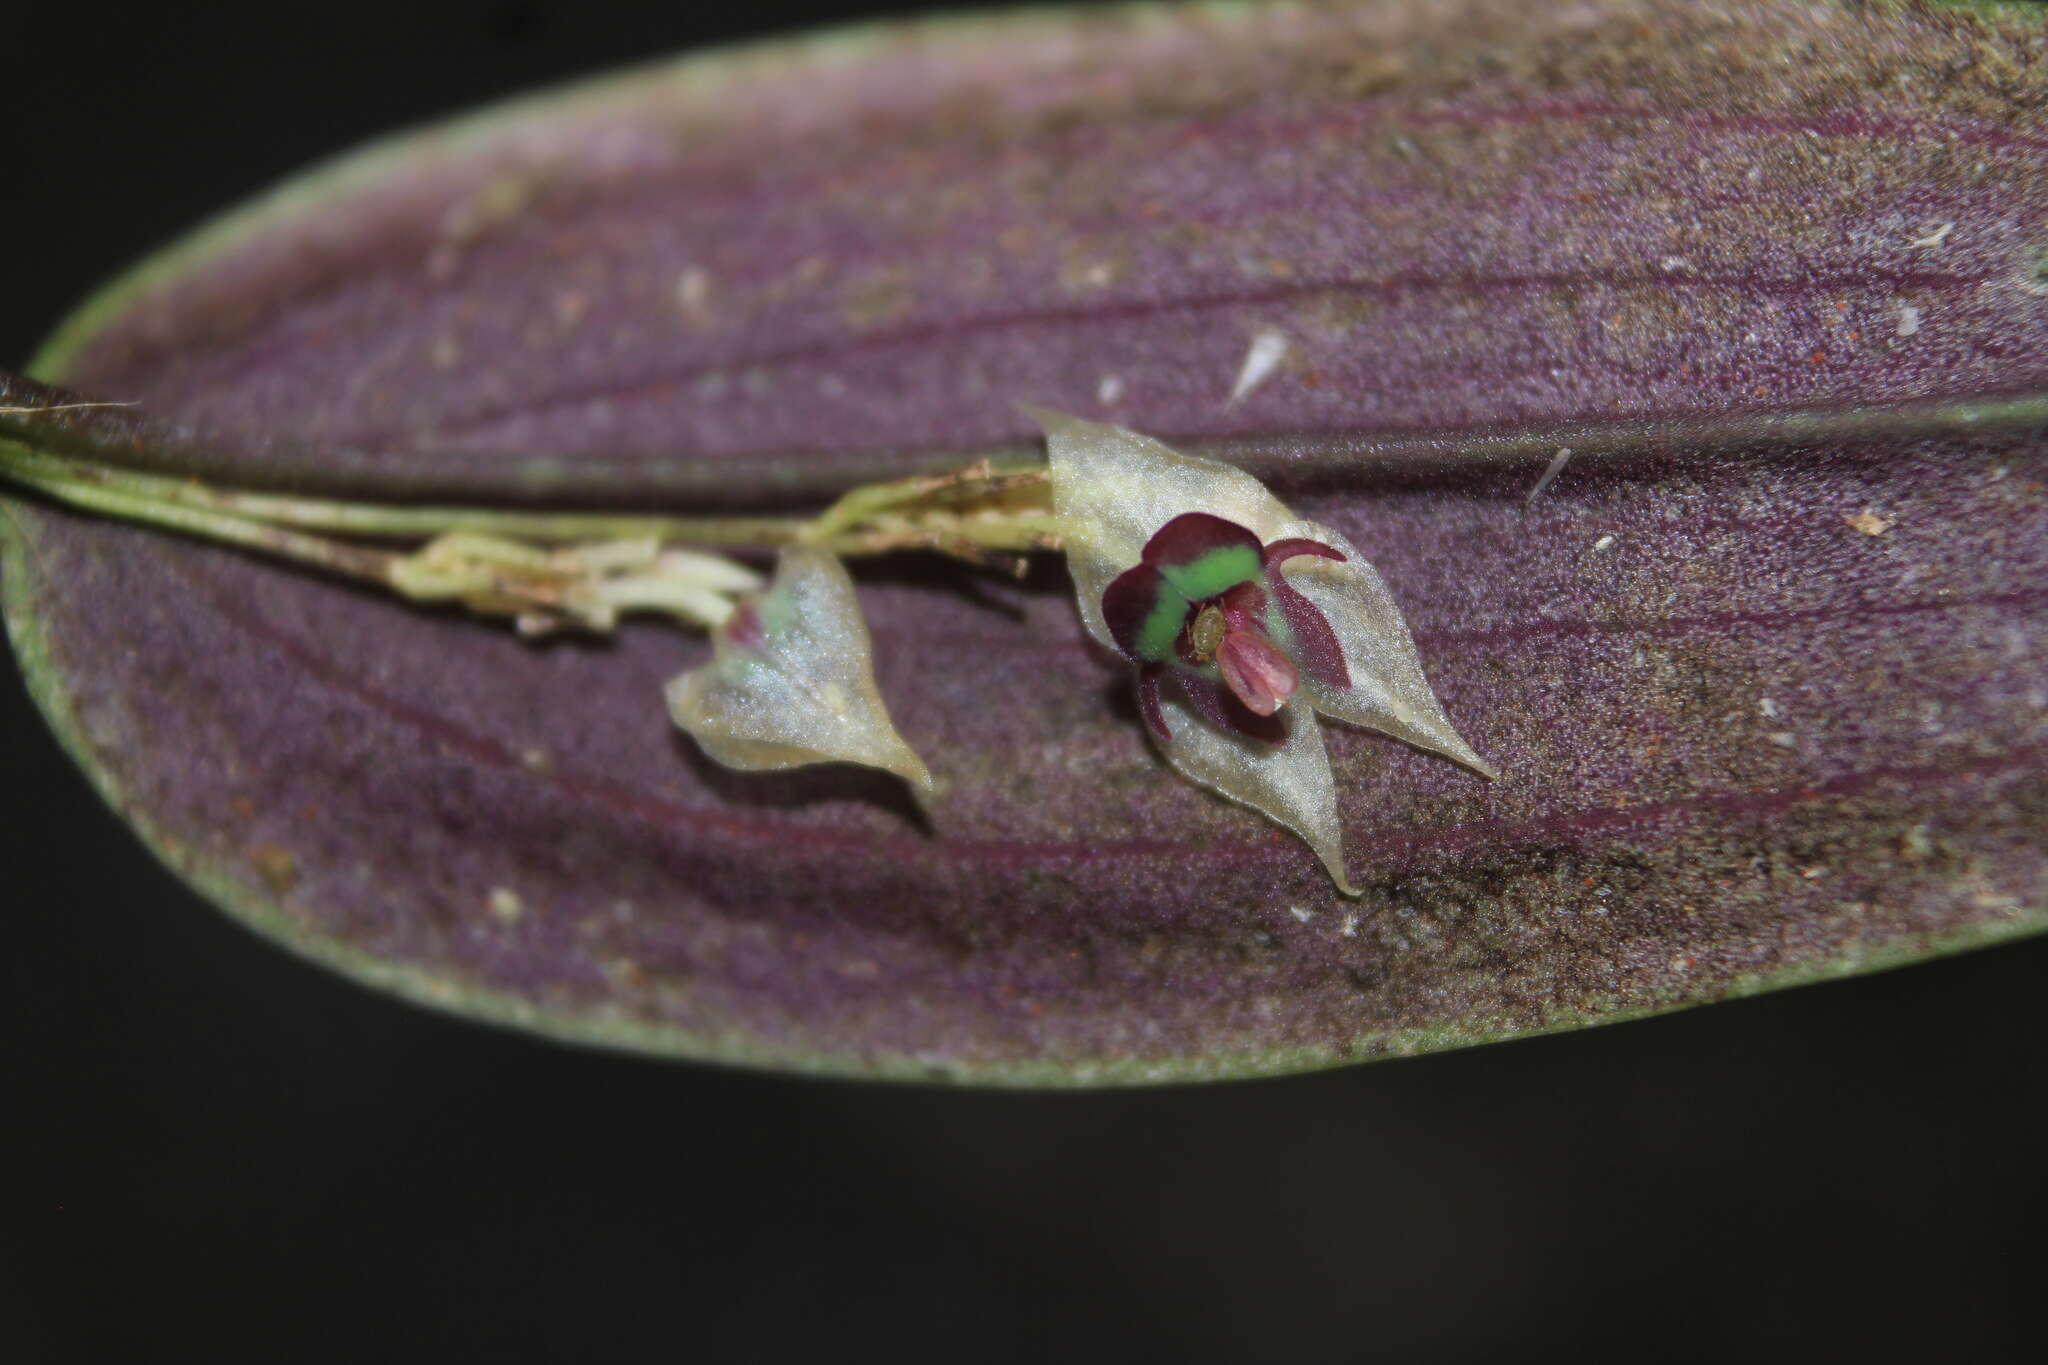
(1135, 584, 1192, 661)
(1159, 542, 1262, 602)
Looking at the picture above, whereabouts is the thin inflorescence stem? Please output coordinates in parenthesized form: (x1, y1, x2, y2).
(1, 448, 396, 585)
(0, 432, 1068, 635)
(0, 443, 816, 547)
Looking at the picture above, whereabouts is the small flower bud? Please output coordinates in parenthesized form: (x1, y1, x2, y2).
(666, 547, 933, 791)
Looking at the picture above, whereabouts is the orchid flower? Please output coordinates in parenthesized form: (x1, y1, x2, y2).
(1030, 408, 1496, 893)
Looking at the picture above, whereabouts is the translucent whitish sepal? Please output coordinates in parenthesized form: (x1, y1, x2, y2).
(666, 546, 933, 791)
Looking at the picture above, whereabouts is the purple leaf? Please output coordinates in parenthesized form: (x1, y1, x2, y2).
(4, 0, 2046, 1082)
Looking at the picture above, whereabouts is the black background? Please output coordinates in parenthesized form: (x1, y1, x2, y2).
(3, 4, 2044, 1361)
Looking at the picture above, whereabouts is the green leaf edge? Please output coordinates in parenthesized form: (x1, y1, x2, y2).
(6, 0, 2047, 1083)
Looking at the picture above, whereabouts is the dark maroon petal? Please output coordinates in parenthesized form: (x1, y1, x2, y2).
(1262, 539, 1347, 568)
(1134, 664, 1169, 745)
(1266, 573, 1352, 691)
(1141, 513, 1266, 573)
(1175, 673, 1288, 747)
(5, 0, 2047, 1084)
(1101, 562, 1179, 662)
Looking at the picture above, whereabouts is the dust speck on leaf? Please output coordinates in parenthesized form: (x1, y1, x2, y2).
(248, 844, 297, 895)
(1060, 253, 1121, 292)
(2021, 248, 2048, 297)
(554, 291, 590, 329)
(1526, 447, 1573, 503)
(1228, 327, 1291, 404)
(441, 175, 536, 243)
(675, 266, 713, 323)
(488, 887, 524, 923)
(841, 268, 912, 327)
(1845, 510, 1895, 536)
(428, 173, 540, 277)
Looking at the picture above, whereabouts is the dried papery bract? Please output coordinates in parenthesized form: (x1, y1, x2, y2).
(391, 532, 764, 635)
(1029, 407, 1496, 892)
(666, 546, 933, 791)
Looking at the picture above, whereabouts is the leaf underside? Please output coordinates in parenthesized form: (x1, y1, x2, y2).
(4, 0, 2046, 1084)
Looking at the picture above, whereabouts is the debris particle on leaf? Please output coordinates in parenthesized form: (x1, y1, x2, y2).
(1845, 510, 1895, 536)
(1228, 328, 1291, 405)
(248, 844, 298, 895)
(488, 887, 524, 923)
(1909, 221, 1954, 248)
(1526, 447, 1573, 503)
(675, 266, 714, 323)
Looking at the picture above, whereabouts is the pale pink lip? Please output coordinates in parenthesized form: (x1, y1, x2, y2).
(1217, 628, 1300, 717)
